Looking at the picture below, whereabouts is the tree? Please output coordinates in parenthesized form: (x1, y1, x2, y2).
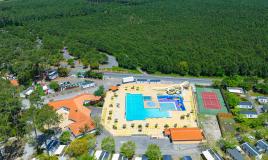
(94, 85, 105, 97)
(177, 61, 189, 76)
(145, 144, 161, 160)
(59, 131, 71, 144)
(84, 71, 103, 79)
(0, 79, 26, 142)
(24, 105, 61, 153)
(254, 83, 268, 94)
(221, 76, 244, 88)
(92, 116, 103, 135)
(67, 138, 89, 157)
(37, 154, 58, 160)
(90, 61, 99, 70)
(35, 105, 61, 131)
(49, 81, 59, 91)
(212, 80, 222, 88)
(120, 141, 136, 159)
(79, 124, 91, 136)
(67, 59, 75, 68)
(218, 138, 237, 151)
(189, 63, 201, 76)
(57, 67, 69, 77)
(17, 71, 32, 86)
(101, 136, 115, 153)
(77, 154, 96, 160)
(225, 93, 240, 108)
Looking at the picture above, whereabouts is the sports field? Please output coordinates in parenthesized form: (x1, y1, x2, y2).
(196, 87, 228, 115)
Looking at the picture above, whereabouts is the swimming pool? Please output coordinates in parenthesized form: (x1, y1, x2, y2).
(157, 95, 186, 111)
(126, 94, 170, 121)
(160, 102, 177, 111)
(143, 96, 152, 101)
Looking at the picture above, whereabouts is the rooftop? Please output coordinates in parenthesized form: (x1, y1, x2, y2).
(227, 87, 243, 90)
(240, 110, 257, 115)
(257, 96, 268, 99)
(109, 86, 119, 91)
(241, 142, 260, 156)
(239, 102, 252, 106)
(257, 139, 268, 149)
(226, 148, 244, 160)
(48, 94, 101, 136)
(164, 128, 203, 141)
(10, 79, 19, 86)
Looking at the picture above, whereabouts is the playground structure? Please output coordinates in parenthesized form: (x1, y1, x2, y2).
(152, 81, 190, 95)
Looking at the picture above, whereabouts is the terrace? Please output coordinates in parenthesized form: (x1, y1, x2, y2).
(101, 82, 198, 138)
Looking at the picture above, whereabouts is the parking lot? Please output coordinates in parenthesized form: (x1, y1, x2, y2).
(96, 130, 202, 159)
(43, 77, 121, 103)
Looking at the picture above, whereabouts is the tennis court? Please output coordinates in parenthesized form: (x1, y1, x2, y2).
(196, 87, 228, 115)
(201, 92, 221, 109)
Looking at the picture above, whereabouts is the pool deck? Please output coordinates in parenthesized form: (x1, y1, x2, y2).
(101, 83, 198, 138)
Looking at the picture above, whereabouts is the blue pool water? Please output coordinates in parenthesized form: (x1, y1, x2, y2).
(126, 94, 170, 121)
(157, 95, 186, 111)
(146, 101, 156, 107)
(160, 102, 176, 111)
(143, 96, 152, 101)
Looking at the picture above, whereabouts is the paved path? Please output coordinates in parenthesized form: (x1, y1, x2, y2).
(99, 54, 118, 69)
(104, 72, 213, 85)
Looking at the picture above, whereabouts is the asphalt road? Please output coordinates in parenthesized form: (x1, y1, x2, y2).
(103, 72, 213, 85)
(99, 54, 118, 69)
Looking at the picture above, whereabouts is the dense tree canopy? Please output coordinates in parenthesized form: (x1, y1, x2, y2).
(0, 79, 26, 141)
(67, 138, 90, 157)
(1, 0, 268, 78)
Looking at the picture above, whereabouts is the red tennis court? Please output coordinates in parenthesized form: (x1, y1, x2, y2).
(201, 92, 221, 109)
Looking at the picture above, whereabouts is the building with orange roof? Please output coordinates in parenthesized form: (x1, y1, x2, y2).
(10, 79, 19, 87)
(164, 128, 204, 144)
(48, 94, 101, 137)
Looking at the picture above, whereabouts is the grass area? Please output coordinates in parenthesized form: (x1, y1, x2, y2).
(100, 66, 141, 74)
(248, 90, 267, 97)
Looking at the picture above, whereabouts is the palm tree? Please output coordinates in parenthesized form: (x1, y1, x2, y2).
(79, 124, 90, 136)
(164, 124, 169, 129)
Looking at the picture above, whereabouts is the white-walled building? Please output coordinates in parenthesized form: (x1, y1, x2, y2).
(227, 87, 244, 94)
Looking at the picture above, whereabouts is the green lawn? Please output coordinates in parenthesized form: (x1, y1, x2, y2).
(100, 66, 141, 74)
